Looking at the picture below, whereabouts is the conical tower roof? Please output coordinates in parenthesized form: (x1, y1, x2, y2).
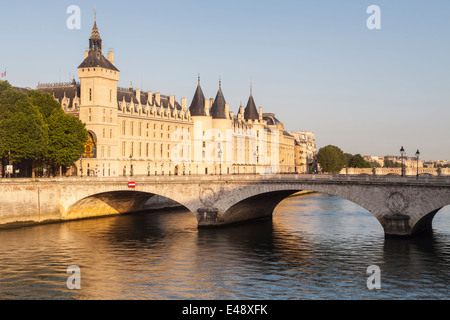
(89, 20, 101, 41)
(189, 77, 207, 116)
(210, 81, 227, 119)
(244, 85, 259, 120)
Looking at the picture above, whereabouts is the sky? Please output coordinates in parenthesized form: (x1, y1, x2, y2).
(1, 0, 449, 160)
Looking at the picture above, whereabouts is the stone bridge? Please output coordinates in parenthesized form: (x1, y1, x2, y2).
(1, 174, 450, 237)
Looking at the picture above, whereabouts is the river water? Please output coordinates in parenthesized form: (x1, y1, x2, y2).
(0, 193, 449, 300)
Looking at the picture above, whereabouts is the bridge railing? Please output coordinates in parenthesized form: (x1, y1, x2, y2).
(1, 173, 450, 186)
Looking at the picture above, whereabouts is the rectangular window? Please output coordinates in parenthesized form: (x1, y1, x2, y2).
(89, 88, 92, 102)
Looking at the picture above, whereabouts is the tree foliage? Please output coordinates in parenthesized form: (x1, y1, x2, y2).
(383, 157, 402, 168)
(0, 82, 47, 163)
(347, 154, 372, 168)
(0, 81, 88, 177)
(317, 145, 345, 173)
(46, 109, 87, 167)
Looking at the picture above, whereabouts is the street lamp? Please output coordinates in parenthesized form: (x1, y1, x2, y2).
(129, 155, 133, 177)
(8, 150, 11, 179)
(400, 146, 406, 176)
(253, 151, 257, 175)
(218, 148, 222, 176)
(415, 149, 420, 179)
(80, 153, 83, 178)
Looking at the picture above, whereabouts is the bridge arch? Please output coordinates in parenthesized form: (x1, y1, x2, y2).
(60, 182, 202, 222)
(212, 183, 383, 227)
(209, 181, 450, 237)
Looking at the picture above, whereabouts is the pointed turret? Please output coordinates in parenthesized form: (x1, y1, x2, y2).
(89, 17, 102, 51)
(244, 84, 259, 120)
(78, 17, 119, 71)
(189, 76, 207, 116)
(210, 79, 227, 119)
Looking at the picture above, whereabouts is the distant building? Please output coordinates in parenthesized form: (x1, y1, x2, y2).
(289, 131, 316, 173)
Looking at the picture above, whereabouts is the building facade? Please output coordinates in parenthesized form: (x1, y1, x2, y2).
(37, 19, 302, 177)
(289, 131, 316, 173)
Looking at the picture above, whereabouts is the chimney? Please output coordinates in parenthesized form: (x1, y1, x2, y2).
(155, 92, 161, 106)
(204, 99, 210, 116)
(181, 97, 187, 110)
(230, 111, 234, 119)
(225, 103, 230, 119)
(170, 95, 175, 108)
(259, 107, 263, 121)
(108, 51, 114, 65)
(136, 89, 141, 105)
(148, 91, 153, 105)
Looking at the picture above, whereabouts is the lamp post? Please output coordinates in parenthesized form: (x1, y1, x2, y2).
(415, 149, 420, 179)
(129, 155, 133, 177)
(80, 153, 83, 178)
(8, 150, 11, 179)
(253, 151, 257, 175)
(400, 146, 406, 177)
(218, 148, 222, 176)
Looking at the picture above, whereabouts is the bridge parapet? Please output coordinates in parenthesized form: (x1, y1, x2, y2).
(1, 173, 450, 185)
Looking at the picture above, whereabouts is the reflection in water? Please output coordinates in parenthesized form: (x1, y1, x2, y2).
(0, 194, 449, 299)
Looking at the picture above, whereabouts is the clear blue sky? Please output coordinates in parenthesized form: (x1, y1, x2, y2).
(1, 0, 449, 160)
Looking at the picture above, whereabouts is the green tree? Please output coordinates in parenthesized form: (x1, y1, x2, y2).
(27, 90, 88, 176)
(0, 82, 47, 175)
(383, 157, 401, 168)
(348, 154, 372, 168)
(317, 145, 345, 173)
(343, 153, 352, 167)
(370, 161, 381, 168)
(46, 109, 87, 173)
(0, 85, 88, 177)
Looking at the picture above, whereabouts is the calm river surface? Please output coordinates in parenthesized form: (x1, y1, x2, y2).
(0, 193, 449, 300)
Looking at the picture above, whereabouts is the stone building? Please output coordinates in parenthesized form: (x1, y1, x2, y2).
(289, 131, 316, 173)
(36, 18, 299, 176)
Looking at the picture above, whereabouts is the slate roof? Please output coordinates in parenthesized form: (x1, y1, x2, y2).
(244, 94, 259, 120)
(78, 50, 119, 72)
(117, 88, 182, 110)
(36, 80, 80, 109)
(189, 82, 206, 116)
(210, 85, 227, 119)
(263, 113, 279, 126)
